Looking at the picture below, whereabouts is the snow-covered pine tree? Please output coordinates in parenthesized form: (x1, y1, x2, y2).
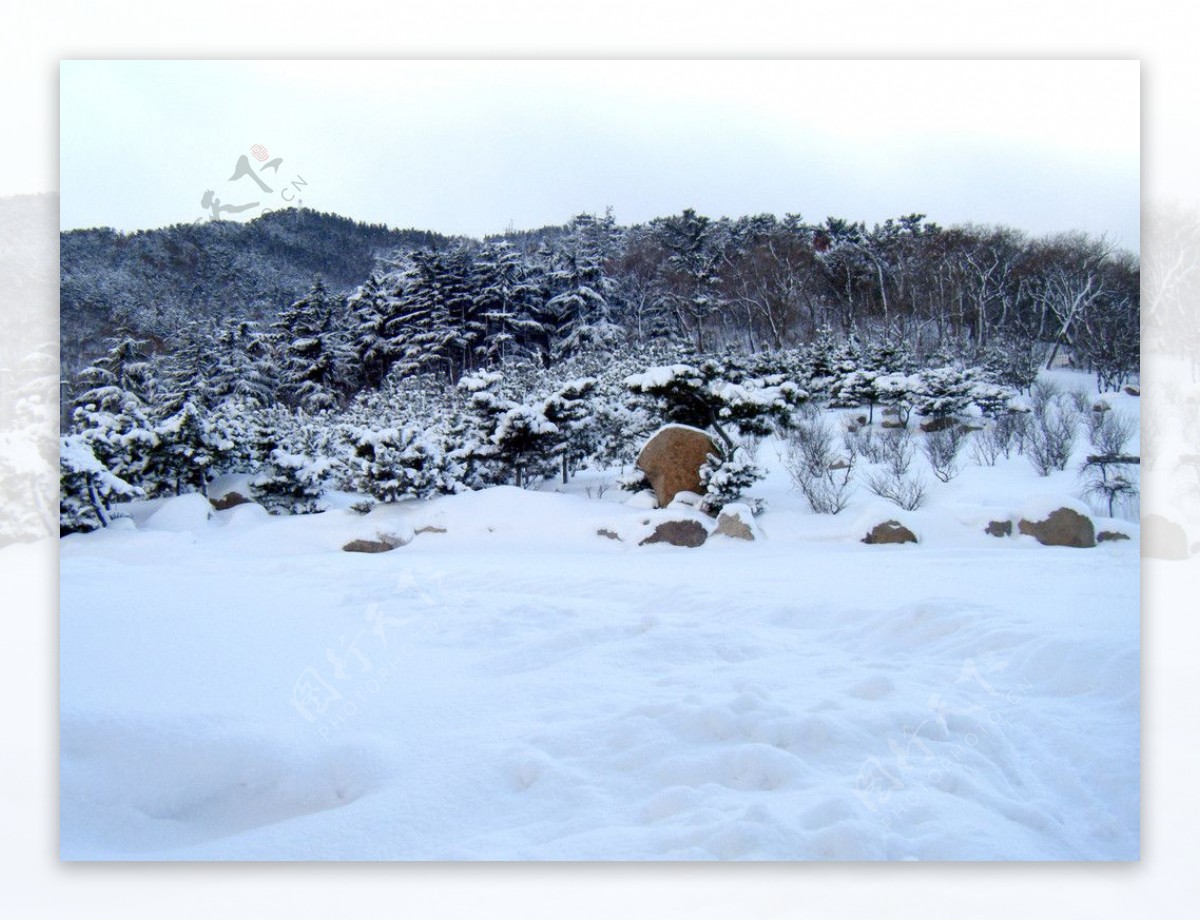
(913, 366, 977, 420)
(209, 318, 277, 408)
(624, 358, 806, 453)
(470, 241, 545, 367)
(541, 377, 599, 483)
(834, 369, 884, 423)
(348, 423, 462, 502)
(273, 277, 346, 412)
(458, 371, 559, 488)
(150, 399, 219, 496)
(346, 272, 395, 391)
(70, 334, 160, 495)
(539, 213, 622, 363)
(157, 320, 219, 417)
(59, 433, 141, 533)
(652, 208, 725, 352)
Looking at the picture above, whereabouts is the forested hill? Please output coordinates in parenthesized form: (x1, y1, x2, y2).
(60, 208, 451, 377)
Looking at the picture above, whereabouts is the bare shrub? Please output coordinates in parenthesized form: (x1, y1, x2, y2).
(1087, 409, 1137, 457)
(786, 416, 855, 514)
(866, 427, 925, 510)
(1065, 387, 1091, 415)
(1026, 405, 1078, 476)
(923, 426, 968, 482)
(970, 425, 1003, 467)
(1029, 379, 1062, 418)
(844, 423, 887, 464)
(866, 468, 927, 510)
(1080, 465, 1138, 518)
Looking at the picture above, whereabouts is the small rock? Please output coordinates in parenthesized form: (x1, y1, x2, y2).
(1018, 508, 1096, 548)
(211, 491, 251, 511)
(415, 525, 447, 534)
(1124, 385, 1140, 397)
(985, 520, 1013, 538)
(597, 528, 622, 541)
(1092, 400, 1111, 413)
(639, 519, 708, 548)
(919, 416, 959, 433)
(881, 419, 905, 430)
(863, 520, 917, 545)
(343, 539, 395, 553)
(1141, 513, 1188, 560)
(714, 504, 758, 541)
(828, 458, 851, 471)
(1097, 530, 1130, 543)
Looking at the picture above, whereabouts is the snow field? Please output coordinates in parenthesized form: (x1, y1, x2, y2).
(61, 441, 1139, 859)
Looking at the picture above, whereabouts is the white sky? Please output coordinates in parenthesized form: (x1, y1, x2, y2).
(59, 60, 1140, 250)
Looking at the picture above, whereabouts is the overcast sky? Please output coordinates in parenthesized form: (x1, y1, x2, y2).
(59, 60, 1140, 250)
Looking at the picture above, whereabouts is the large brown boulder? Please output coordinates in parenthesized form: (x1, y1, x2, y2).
(1017, 508, 1095, 548)
(636, 425, 717, 508)
(863, 520, 917, 545)
(639, 519, 709, 548)
(1141, 514, 1188, 560)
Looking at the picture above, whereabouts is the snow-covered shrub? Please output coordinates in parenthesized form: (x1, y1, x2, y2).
(875, 373, 919, 427)
(60, 434, 142, 534)
(349, 425, 462, 502)
(980, 340, 1045, 394)
(785, 417, 855, 514)
(922, 426, 968, 483)
(625, 359, 806, 451)
(970, 380, 1018, 419)
(149, 400, 218, 497)
(994, 411, 1029, 459)
(914, 367, 976, 420)
(251, 448, 332, 514)
(617, 468, 650, 494)
(698, 447, 766, 515)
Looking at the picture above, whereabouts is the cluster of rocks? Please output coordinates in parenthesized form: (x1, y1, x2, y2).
(599, 503, 761, 548)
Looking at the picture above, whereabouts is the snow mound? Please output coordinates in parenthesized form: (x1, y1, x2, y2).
(143, 494, 214, 532)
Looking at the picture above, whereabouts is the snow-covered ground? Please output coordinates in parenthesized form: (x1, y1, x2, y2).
(59, 373, 1140, 860)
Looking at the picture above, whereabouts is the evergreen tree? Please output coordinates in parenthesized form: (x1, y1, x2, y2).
(273, 277, 346, 412)
(209, 318, 277, 407)
(60, 433, 141, 533)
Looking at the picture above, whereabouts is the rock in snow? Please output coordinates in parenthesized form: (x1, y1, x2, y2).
(985, 519, 1013, 538)
(636, 425, 716, 508)
(713, 504, 759, 541)
(862, 520, 918, 545)
(639, 519, 709, 548)
(1017, 508, 1096, 548)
